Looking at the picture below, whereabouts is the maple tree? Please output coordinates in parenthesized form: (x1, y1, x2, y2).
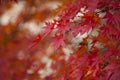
(0, 0, 120, 80)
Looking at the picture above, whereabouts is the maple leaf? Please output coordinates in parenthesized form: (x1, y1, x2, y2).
(112, 11, 120, 29)
(82, 12, 94, 21)
(82, 12, 100, 27)
(104, 11, 120, 29)
(93, 65, 99, 77)
(108, 26, 120, 41)
(43, 22, 55, 38)
(52, 35, 65, 50)
(104, 63, 117, 71)
(109, 1, 119, 9)
(104, 12, 113, 25)
(70, 70, 83, 80)
(29, 34, 41, 49)
(57, 20, 70, 35)
(58, 76, 65, 80)
(100, 25, 120, 41)
(59, 3, 80, 21)
(81, 24, 91, 33)
(89, 55, 103, 71)
(87, 0, 99, 12)
(104, 64, 120, 80)
(110, 70, 120, 80)
(77, 46, 87, 57)
(72, 24, 92, 37)
(103, 48, 113, 59)
(100, 26, 109, 37)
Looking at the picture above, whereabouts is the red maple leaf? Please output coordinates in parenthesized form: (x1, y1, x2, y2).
(29, 34, 41, 49)
(104, 11, 120, 29)
(109, 1, 119, 9)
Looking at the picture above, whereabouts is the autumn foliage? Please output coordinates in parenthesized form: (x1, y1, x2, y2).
(0, 0, 120, 80)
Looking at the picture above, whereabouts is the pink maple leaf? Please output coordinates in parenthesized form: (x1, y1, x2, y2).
(43, 22, 55, 38)
(58, 76, 65, 80)
(52, 35, 65, 50)
(87, 0, 99, 12)
(57, 20, 70, 35)
(104, 11, 120, 29)
(104, 63, 117, 71)
(110, 70, 120, 80)
(72, 24, 92, 37)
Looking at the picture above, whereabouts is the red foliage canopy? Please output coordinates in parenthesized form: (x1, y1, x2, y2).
(0, 0, 120, 80)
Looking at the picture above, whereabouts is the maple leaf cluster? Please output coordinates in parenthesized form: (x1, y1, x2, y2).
(40, 0, 120, 80)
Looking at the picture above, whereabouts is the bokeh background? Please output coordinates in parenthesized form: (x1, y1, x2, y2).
(0, 0, 67, 80)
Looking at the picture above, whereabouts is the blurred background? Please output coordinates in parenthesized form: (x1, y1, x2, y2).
(0, 0, 69, 80)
